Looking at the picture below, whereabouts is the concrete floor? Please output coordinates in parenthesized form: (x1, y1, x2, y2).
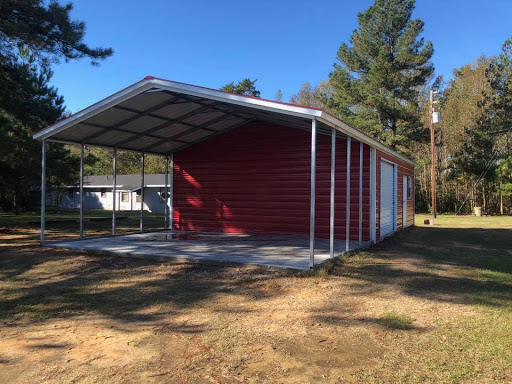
(45, 231, 369, 270)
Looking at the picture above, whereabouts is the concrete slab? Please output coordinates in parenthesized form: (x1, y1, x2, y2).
(45, 231, 369, 270)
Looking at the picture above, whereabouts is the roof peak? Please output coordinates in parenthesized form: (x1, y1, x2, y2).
(144, 75, 325, 112)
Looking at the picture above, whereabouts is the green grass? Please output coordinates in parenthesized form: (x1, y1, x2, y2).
(416, 213, 512, 229)
(324, 214, 512, 382)
(375, 312, 415, 330)
(0, 209, 166, 239)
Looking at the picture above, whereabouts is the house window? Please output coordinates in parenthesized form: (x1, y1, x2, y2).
(101, 188, 106, 198)
(407, 176, 412, 199)
(121, 192, 129, 202)
(136, 191, 142, 203)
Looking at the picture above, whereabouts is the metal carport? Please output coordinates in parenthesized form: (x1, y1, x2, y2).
(34, 76, 415, 269)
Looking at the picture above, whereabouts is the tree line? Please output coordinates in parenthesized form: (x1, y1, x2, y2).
(279, 1, 512, 215)
(0, 0, 510, 215)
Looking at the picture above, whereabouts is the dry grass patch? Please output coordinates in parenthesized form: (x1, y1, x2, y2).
(0, 214, 511, 383)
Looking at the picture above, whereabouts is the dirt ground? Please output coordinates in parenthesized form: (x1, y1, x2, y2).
(0, 216, 511, 383)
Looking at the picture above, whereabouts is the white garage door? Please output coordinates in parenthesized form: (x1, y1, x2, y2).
(380, 161, 396, 239)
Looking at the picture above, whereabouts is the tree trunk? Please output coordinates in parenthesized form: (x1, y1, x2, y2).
(55, 188, 64, 214)
(483, 183, 489, 214)
(500, 185, 504, 215)
(13, 192, 18, 215)
(470, 185, 475, 214)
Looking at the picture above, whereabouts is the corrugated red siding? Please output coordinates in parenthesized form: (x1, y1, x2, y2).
(375, 150, 415, 243)
(173, 123, 371, 240)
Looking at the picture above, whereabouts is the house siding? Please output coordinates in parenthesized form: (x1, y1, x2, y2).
(59, 187, 167, 212)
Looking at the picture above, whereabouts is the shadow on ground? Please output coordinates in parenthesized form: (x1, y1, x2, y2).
(0, 238, 290, 326)
(0, 224, 510, 330)
(316, 226, 512, 310)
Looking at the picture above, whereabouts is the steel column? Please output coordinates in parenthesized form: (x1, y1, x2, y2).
(329, 128, 336, 258)
(164, 156, 169, 230)
(359, 142, 363, 245)
(346, 137, 351, 252)
(169, 153, 174, 230)
(369, 147, 377, 243)
(79, 143, 84, 238)
(40, 140, 46, 245)
(112, 148, 117, 236)
(140, 153, 145, 233)
(309, 119, 317, 268)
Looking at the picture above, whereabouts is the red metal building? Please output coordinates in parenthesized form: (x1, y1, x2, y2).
(34, 77, 416, 267)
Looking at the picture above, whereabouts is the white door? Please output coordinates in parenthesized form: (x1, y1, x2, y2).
(403, 176, 408, 228)
(380, 161, 396, 239)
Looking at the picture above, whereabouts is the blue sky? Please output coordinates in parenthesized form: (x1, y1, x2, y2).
(51, 0, 512, 113)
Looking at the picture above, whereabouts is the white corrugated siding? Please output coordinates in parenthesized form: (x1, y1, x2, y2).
(380, 161, 396, 238)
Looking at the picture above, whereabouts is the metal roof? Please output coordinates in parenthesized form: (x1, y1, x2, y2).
(33, 76, 416, 166)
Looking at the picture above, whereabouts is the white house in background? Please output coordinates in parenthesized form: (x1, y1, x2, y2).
(60, 174, 169, 212)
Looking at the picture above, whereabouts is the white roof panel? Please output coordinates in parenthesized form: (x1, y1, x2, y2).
(119, 115, 168, 133)
(117, 92, 175, 112)
(152, 102, 204, 120)
(86, 108, 138, 127)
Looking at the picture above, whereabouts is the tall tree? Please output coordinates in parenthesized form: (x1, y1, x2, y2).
(0, 0, 112, 65)
(220, 78, 260, 97)
(290, 82, 318, 107)
(290, 80, 332, 108)
(433, 37, 512, 214)
(486, 37, 512, 152)
(0, 50, 78, 211)
(328, 0, 434, 150)
(455, 37, 512, 212)
(0, 0, 113, 211)
(442, 57, 492, 156)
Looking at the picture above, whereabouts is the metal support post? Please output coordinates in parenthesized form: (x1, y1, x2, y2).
(309, 119, 317, 268)
(169, 153, 174, 230)
(359, 142, 363, 245)
(164, 156, 169, 230)
(79, 143, 84, 238)
(346, 137, 351, 252)
(329, 128, 336, 258)
(112, 148, 117, 236)
(140, 153, 145, 233)
(40, 140, 46, 244)
(369, 147, 377, 243)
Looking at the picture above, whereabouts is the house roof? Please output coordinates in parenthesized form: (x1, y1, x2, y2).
(33, 76, 416, 166)
(74, 174, 168, 191)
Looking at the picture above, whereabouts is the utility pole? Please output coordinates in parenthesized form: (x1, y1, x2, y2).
(430, 89, 437, 222)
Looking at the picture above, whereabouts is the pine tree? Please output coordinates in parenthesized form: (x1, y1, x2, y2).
(0, 1, 113, 211)
(0, 50, 78, 211)
(328, 0, 434, 149)
(220, 78, 260, 97)
(0, 0, 112, 66)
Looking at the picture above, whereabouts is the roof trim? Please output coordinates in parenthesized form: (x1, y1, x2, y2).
(33, 76, 416, 167)
(33, 79, 155, 141)
(318, 113, 416, 166)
